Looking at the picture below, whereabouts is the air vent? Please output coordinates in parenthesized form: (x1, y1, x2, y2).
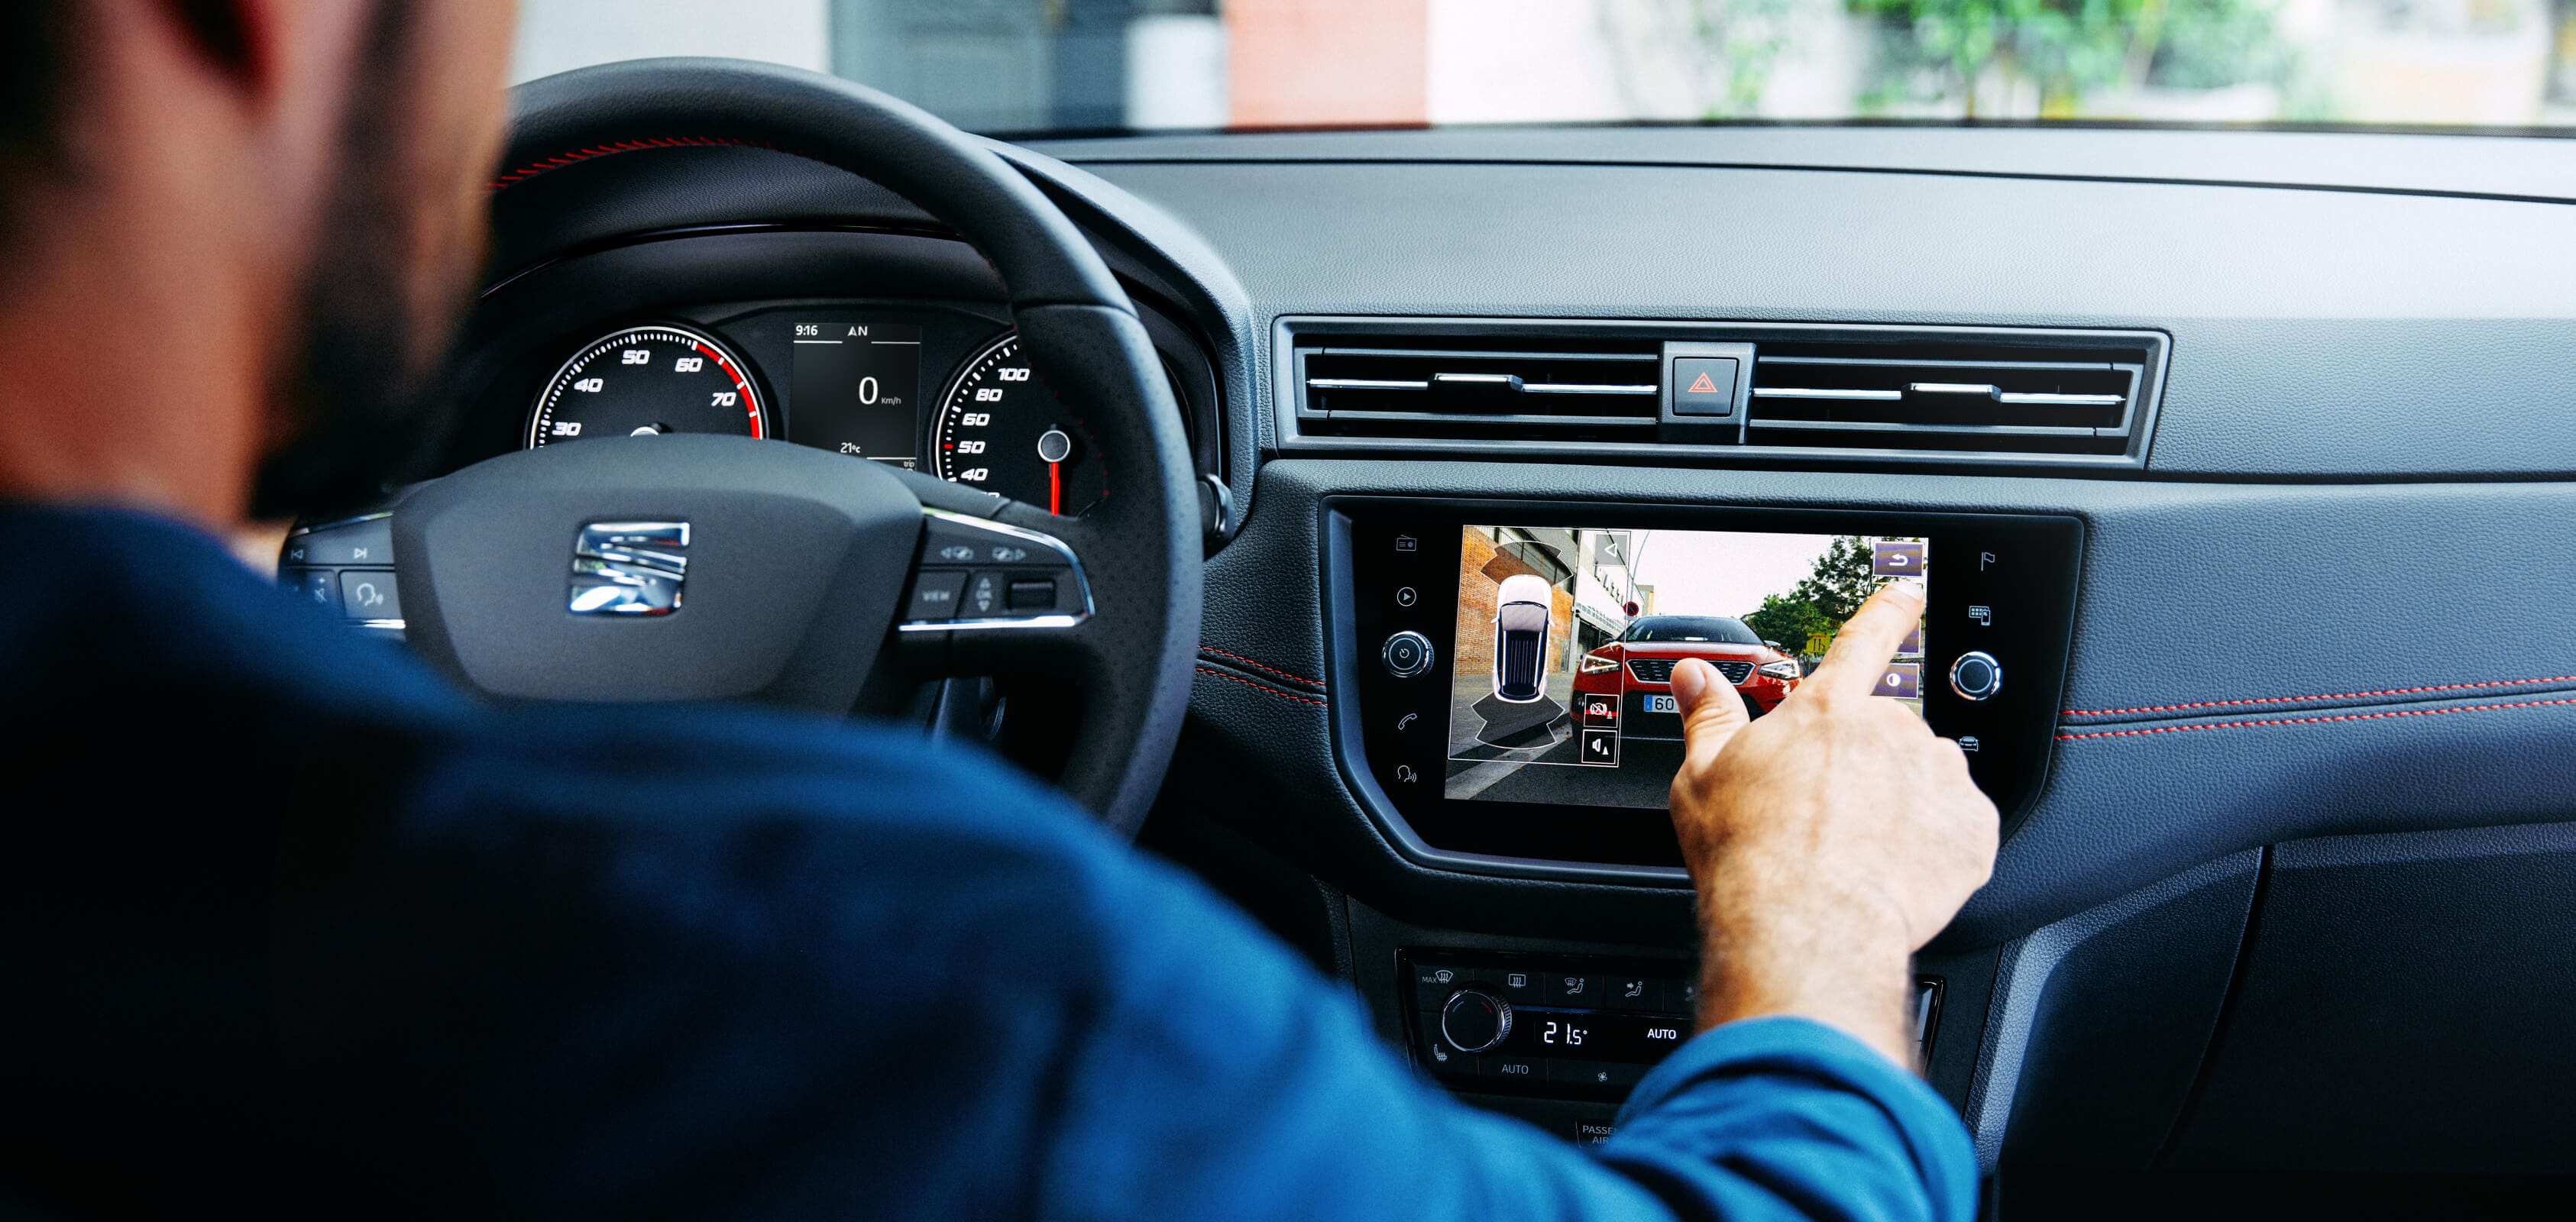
(1276, 318, 2169, 470)
(1295, 336, 1662, 441)
(1746, 340, 2147, 456)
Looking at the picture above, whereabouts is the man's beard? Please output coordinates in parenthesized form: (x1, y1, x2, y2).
(250, 1, 476, 521)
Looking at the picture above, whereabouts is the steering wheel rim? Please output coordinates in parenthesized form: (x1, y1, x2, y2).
(408, 58, 1200, 834)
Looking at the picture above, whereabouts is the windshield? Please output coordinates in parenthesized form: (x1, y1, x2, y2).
(514, 1, 2576, 136)
(1620, 616, 1765, 645)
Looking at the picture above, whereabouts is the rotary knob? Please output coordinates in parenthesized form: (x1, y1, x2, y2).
(1950, 651, 2004, 702)
(1438, 987, 1514, 1054)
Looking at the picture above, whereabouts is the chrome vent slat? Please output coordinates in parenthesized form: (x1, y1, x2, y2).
(1755, 387, 1904, 401)
(1747, 351, 2142, 455)
(1299, 335, 1665, 441)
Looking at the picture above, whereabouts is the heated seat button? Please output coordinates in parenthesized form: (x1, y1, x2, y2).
(1419, 1039, 1478, 1079)
(1545, 971, 1598, 1006)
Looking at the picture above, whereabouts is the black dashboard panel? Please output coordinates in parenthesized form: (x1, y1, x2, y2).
(1069, 157, 2576, 480)
(460, 125, 2576, 1178)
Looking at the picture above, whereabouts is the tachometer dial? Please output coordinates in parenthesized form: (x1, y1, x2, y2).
(528, 325, 767, 448)
(930, 334, 1106, 516)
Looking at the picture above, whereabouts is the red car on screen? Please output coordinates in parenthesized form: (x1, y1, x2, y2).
(1572, 614, 1801, 739)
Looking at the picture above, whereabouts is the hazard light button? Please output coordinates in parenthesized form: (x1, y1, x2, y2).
(1671, 357, 1739, 418)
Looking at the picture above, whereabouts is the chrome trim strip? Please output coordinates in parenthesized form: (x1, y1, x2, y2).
(1519, 383, 1658, 396)
(1309, 377, 1430, 390)
(1752, 387, 1904, 401)
(355, 619, 407, 630)
(1997, 392, 2126, 406)
(286, 510, 393, 538)
(1910, 382, 2002, 396)
(900, 614, 1086, 633)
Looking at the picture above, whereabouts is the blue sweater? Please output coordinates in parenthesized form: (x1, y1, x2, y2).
(0, 504, 1976, 1220)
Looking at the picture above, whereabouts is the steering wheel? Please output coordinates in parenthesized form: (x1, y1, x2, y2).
(361, 60, 1202, 834)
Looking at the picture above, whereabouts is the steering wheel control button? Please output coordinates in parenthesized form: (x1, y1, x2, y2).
(964, 573, 1005, 618)
(282, 569, 339, 615)
(1670, 357, 1739, 417)
(905, 571, 968, 621)
(284, 513, 393, 567)
(1438, 988, 1514, 1054)
(1381, 631, 1434, 678)
(1950, 651, 2004, 701)
(1005, 577, 1058, 611)
(338, 571, 400, 621)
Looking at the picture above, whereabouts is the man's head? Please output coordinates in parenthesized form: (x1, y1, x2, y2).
(0, 0, 518, 525)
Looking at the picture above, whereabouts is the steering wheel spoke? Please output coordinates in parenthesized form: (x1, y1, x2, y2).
(895, 506, 1097, 674)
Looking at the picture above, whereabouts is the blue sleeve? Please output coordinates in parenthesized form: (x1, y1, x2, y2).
(300, 708, 1975, 1221)
(1037, 842, 1981, 1222)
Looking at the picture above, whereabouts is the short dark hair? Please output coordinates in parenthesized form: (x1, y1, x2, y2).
(0, 5, 80, 254)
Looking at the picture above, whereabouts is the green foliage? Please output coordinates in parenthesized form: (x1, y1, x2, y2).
(1741, 536, 1881, 655)
(1848, 0, 2288, 115)
(1743, 592, 1830, 652)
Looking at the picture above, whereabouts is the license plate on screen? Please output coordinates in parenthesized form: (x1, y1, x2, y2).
(1646, 694, 1678, 713)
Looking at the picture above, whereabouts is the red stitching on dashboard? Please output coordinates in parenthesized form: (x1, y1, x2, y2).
(1199, 646, 1325, 690)
(487, 136, 774, 191)
(2057, 697, 2576, 741)
(2062, 674, 2576, 719)
(1195, 667, 1327, 707)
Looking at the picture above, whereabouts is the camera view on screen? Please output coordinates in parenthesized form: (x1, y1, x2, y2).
(1445, 526, 1928, 810)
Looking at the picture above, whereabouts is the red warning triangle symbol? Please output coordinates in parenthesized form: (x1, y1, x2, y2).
(1686, 371, 1720, 394)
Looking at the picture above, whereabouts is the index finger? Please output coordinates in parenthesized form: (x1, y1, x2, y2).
(1805, 580, 1927, 702)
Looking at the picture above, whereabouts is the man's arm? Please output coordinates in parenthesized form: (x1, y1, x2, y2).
(1040, 582, 1995, 1220)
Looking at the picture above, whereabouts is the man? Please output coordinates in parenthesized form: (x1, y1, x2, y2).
(0, 2, 1998, 1217)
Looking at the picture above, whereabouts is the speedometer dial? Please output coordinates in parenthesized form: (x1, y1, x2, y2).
(930, 334, 1105, 516)
(528, 325, 767, 448)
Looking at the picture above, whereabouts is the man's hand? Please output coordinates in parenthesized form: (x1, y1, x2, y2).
(1665, 580, 1998, 1067)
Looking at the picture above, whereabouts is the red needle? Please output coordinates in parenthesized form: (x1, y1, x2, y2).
(1049, 461, 1062, 515)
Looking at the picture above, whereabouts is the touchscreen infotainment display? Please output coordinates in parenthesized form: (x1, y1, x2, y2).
(1443, 525, 1928, 809)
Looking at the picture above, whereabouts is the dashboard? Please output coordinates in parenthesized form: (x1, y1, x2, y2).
(416, 121, 2576, 1197)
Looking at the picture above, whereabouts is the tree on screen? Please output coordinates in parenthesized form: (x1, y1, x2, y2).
(1743, 536, 1876, 655)
(1790, 536, 1879, 624)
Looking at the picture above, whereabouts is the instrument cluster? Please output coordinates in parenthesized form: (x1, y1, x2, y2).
(488, 297, 1218, 519)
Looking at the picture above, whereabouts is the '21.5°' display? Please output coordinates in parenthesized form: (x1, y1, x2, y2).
(1445, 525, 1928, 810)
